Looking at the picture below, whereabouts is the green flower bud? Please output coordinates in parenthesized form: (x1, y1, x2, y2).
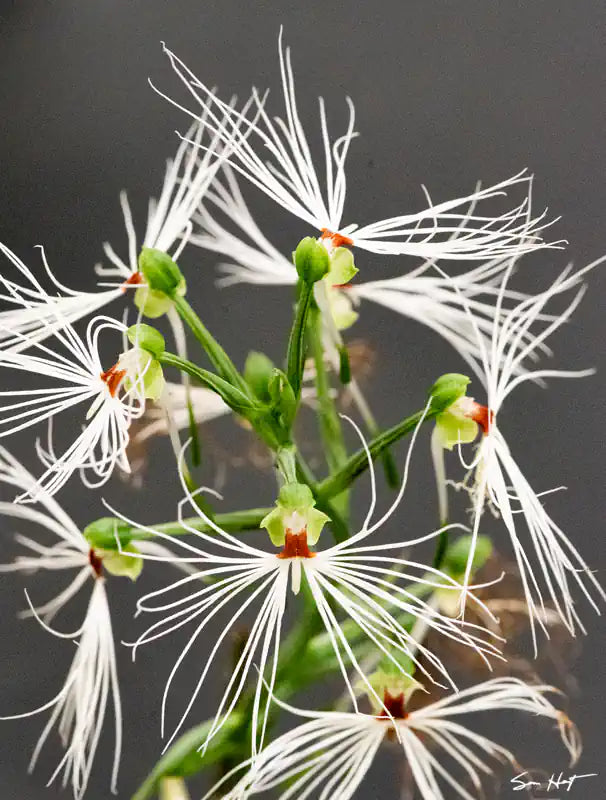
(261, 482, 331, 547)
(428, 373, 471, 413)
(244, 351, 276, 403)
(138, 247, 186, 296)
(444, 534, 493, 577)
(433, 535, 493, 617)
(127, 324, 165, 359)
(268, 369, 297, 430)
(293, 237, 330, 283)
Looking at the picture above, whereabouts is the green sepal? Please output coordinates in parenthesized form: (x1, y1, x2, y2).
(134, 286, 175, 319)
(326, 247, 358, 286)
(260, 482, 331, 547)
(138, 247, 186, 297)
(428, 373, 471, 413)
(366, 656, 423, 706)
(101, 545, 143, 581)
(83, 516, 132, 551)
(121, 349, 166, 402)
(244, 351, 276, 403)
(294, 237, 330, 284)
(127, 324, 166, 359)
(327, 288, 359, 330)
(435, 409, 478, 451)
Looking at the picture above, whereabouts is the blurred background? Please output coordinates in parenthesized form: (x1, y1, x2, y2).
(0, 1, 604, 798)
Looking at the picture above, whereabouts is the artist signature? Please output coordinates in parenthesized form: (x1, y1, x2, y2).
(511, 771, 598, 793)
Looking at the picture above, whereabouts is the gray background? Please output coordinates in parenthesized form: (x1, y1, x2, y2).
(0, 1, 604, 798)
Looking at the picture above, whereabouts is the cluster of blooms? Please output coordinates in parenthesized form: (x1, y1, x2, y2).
(0, 28, 601, 800)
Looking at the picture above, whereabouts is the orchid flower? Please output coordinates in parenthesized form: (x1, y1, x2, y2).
(0, 448, 122, 799)
(191, 165, 550, 381)
(156, 31, 557, 265)
(109, 410, 501, 758)
(431, 251, 606, 648)
(0, 447, 191, 797)
(95, 118, 223, 290)
(207, 677, 579, 800)
(0, 120, 222, 356)
(0, 307, 161, 502)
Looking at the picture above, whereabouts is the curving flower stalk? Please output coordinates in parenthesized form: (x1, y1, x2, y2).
(205, 677, 579, 800)
(110, 411, 501, 757)
(0, 307, 156, 501)
(157, 30, 557, 263)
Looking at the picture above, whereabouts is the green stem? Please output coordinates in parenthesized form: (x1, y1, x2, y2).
(173, 294, 249, 394)
(286, 281, 314, 399)
(88, 508, 270, 550)
(432, 529, 449, 569)
(316, 405, 440, 501)
(308, 307, 348, 478)
(131, 507, 269, 540)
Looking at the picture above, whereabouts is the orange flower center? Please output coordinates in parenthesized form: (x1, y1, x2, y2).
(320, 228, 354, 249)
(465, 402, 494, 435)
(88, 548, 103, 578)
(100, 365, 126, 397)
(277, 529, 316, 559)
(376, 689, 408, 721)
(121, 271, 144, 291)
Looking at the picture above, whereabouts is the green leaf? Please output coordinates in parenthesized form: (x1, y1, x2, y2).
(131, 714, 244, 800)
(285, 280, 315, 401)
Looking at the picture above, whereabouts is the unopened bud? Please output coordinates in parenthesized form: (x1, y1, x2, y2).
(294, 237, 330, 283)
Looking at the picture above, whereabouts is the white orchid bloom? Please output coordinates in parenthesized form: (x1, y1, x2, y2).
(157, 30, 557, 264)
(208, 677, 579, 800)
(0, 448, 122, 800)
(109, 410, 501, 758)
(0, 243, 123, 354)
(191, 166, 550, 382)
(0, 448, 189, 797)
(432, 252, 606, 647)
(0, 308, 159, 502)
(0, 120, 222, 357)
(95, 118, 223, 286)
